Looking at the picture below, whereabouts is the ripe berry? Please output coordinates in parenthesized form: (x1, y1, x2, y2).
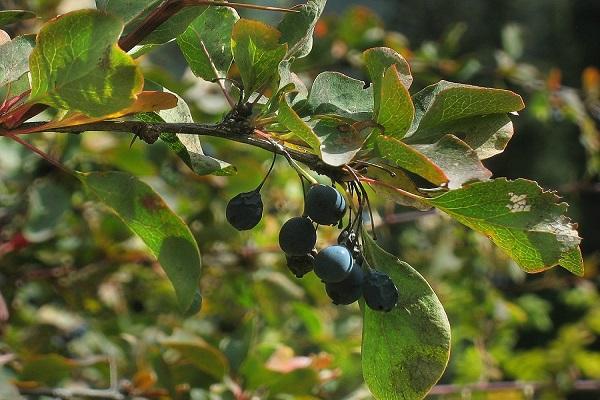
(325, 262, 364, 305)
(363, 270, 399, 312)
(279, 217, 317, 256)
(285, 252, 316, 278)
(314, 245, 353, 283)
(305, 184, 346, 225)
(226, 190, 263, 230)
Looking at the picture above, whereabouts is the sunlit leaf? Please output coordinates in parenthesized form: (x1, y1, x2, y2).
(375, 65, 414, 139)
(314, 119, 372, 166)
(278, 97, 321, 154)
(0, 35, 34, 88)
(29, 10, 143, 117)
(361, 233, 451, 400)
(278, 0, 327, 59)
(307, 71, 373, 118)
(77, 171, 202, 311)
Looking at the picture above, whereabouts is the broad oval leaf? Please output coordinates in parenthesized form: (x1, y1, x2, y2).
(162, 337, 229, 380)
(426, 178, 583, 275)
(361, 233, 451, 400)
(277, 0, 327, 59)
(0, 35, 34, 88)
(406, 81, 524, 143)
(77, 171, 202, 312)
(278, 97, 321, 154)
(231, 19, 287, 101)
(29, 10, 143, 117)
(314, 119, 372, 166)
(363, 47, 412, 115)
(376, 65, 414, 139)
(308, 71, 373, 118)
(177, 6, 239, 81)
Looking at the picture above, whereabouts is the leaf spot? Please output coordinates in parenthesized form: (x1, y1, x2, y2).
(506, 192, 531, 212)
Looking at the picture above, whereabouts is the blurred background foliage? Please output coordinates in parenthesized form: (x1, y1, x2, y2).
(0, 0, 599, 399)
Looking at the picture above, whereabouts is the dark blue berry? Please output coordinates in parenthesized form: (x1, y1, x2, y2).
(279, 217, 317, 256)
(363, 270, 398, 312)
(285, 252, 315, 278)
(325, 262, 364, 305)
(314, 245, 353, 283)
(305, 184, 346, 225)
(226, 190, 263, 230)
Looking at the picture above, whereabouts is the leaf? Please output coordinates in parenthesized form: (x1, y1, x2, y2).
(95, 0, 161, 26)
(307, 71, 373, 118)
(0, 10, 36, 27)
(314, 119, 372, 166)
(77, 171, 202, 311)
(278, 97, 321, 154)
(363, 47, 412, 115)
(162, 338, 229, 380)
(177, 6, 239, 81)
(137, 89, 235, 176)
(425, 178, 583, 275)
(29, 10, 143, 117)
(375, 65, 414, 139)
(20, 354, 75, 386)
(361, 233, 451, 400)
(0, 35, 34, 88)
(455, 113, 514, 159)
(406, 80, 524, 143)
(141, 6, 207, 45)
(231, 19, 287, 101)
(413, 134, 492, 189)
(277, 0, 327, 59)
(375, 135, 447, 186)
(365, 165, 432, 211)
(23, 180, 70, 243)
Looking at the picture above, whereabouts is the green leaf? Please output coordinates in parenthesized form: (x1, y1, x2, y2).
(363, 47, 412, 115)
(314, 120, 372, 166)
(232, 19, 287, 101)
(307, 71, 373, 118)
(454, 113, 514, 159)
(137, 88, 235, 176)
(0, 10, 36, 27)
(375, 135, 447, 186)
(95, 0, 161, 25)
(277, 0, 327, 59)
(278, 97, 321, 154)
(426, 178, 583, 275)
(20, 354, 75, 386)
(141, 6, 207, 46)
(177, 6, 239, 81)
(162, 337, 229, 380)
(366, 165, 432, 211)
(23, 180, 70, 243)
(413, 134, 492, 189)
(29, 10, 143, 117)
(0, 35, 34, 88)
(77, 171, 202, 311)
(361, 233, 451, 400)
(375, 65, 414, 139)
(406, 81, 524, 143)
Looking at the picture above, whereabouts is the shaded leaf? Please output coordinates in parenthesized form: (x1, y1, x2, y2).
(375, 135, 447, 186)
(0, 10, 36, 27)
(232, 19, 287, 101)
(278, 97, 321, 153)
(426, 178, 583, 275)
(29, 10, 143, 117)
(23, 180, 70, 243)
(376, 65, 414, 139)
(137, 89, 235, 176)
(95, 0, 161, 25)
(20, 354, 75, 386)
(407, 80, 524, 143)
(413, 134, 492, 189)
(307, 71, 373, 118)
(77, 171, 202, 311)
(278, 0, 327, 59)
(314, 119, 371, 166)
(162, 338, 229, 380)
(365, 165, 432, 211)
(361, 233, 451, 400)
(0, 35, 34, 88)
(363, 47, 412, 115)
(177, 6, 239, 81)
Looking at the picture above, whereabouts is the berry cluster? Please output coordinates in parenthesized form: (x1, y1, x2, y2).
(225, 157, 398, 312)
(277, 184, 398, 312)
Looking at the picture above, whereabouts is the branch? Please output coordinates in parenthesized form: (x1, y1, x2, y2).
(16, 121, 349, 181)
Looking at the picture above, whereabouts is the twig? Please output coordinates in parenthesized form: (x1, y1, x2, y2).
(18, 387, 126, 400)
(13, 121, 347, 181)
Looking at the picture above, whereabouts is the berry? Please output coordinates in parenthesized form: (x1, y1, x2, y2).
(305, 184, 346, 225)
(285, 252, 315, 278)
(226, 190, 263, 230)
(314, 245, 353, 283)
(363, 270, 399, 312)
(279, 217, 317, 256)
(325, 262, 364, 305)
